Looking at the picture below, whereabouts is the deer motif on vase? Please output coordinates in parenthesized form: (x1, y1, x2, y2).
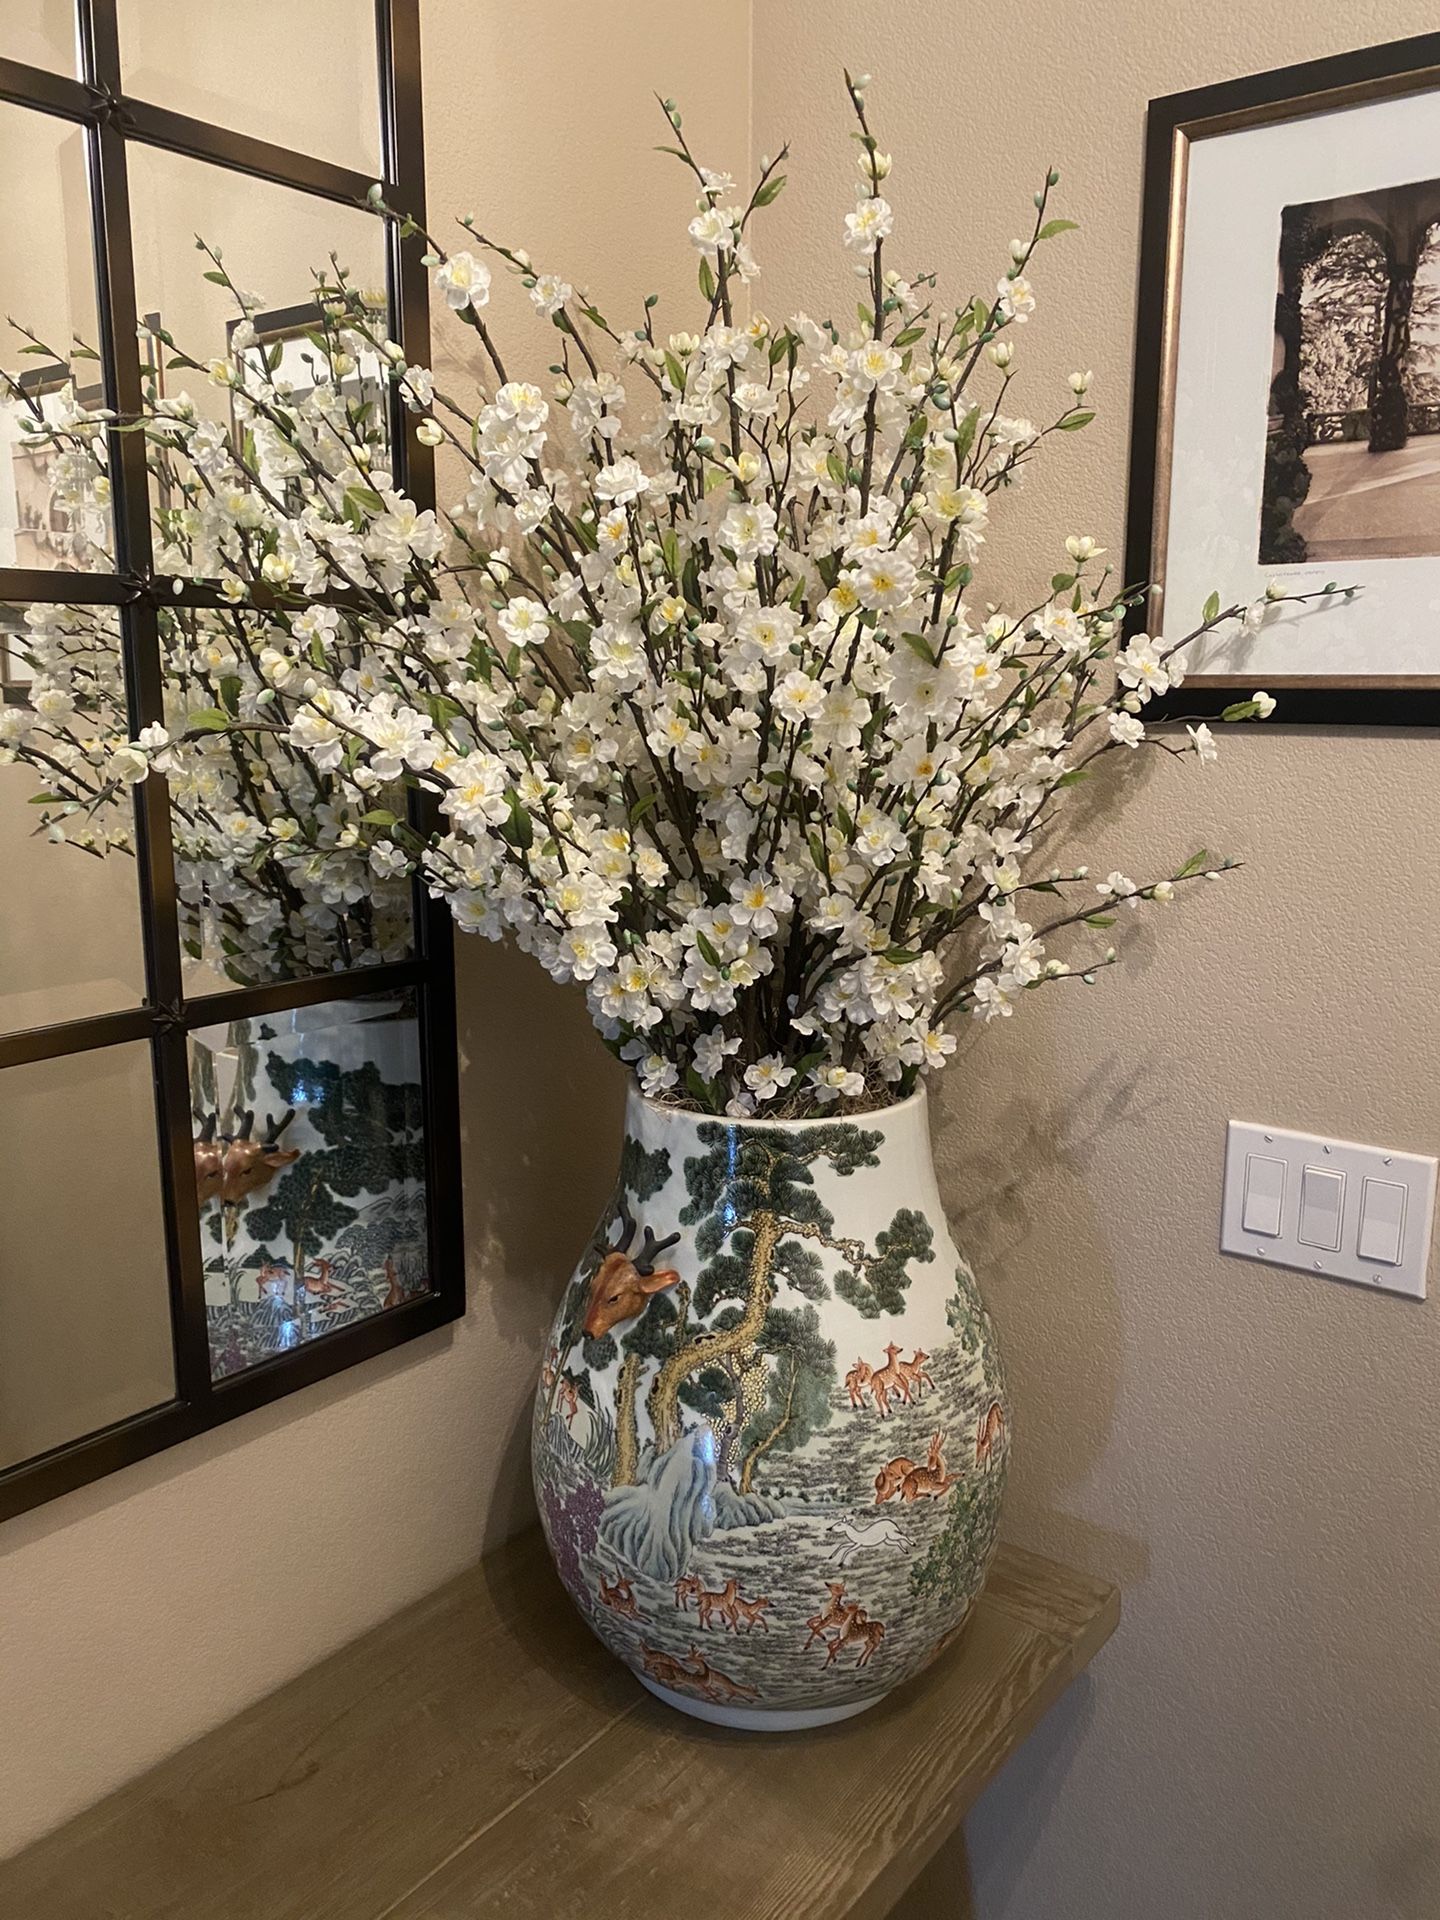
(582, 1194, 683, 1339)
(193, 1108, 300, 1209)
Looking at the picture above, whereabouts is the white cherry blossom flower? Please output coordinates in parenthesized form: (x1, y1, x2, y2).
(844, 197, 894, 254)
(435, 251, 491, 312)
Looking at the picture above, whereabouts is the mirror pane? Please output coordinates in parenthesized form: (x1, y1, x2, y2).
(162, 603, 415, 997)
(0, 1043, 175, 1469)
(0, 2, 79, 75)
(190, 988, 431, 1380)
(125, 143, 390, 550)
(0, 101, 114, 572)
(117, 0, 382, 172)
(0, 602, 149, 1032)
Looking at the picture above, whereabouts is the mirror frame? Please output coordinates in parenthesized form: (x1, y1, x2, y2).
(0, 0, 465, 1520)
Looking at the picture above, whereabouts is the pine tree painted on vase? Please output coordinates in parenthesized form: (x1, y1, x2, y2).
(533, 1087, 1009, 1728)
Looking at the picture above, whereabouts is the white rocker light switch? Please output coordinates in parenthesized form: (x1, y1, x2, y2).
(1357, 1178, 1406, 1266)
(1241, 1154, 1286, 1237)
(1221, 1121, 1436, 1300)
(1297, 1166, 1345, 1252)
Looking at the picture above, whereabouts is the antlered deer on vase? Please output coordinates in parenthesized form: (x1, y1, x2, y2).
(193, 1108, 300, 1208)
(850, 1342, 934, 1417)
(875, 1433, 955, 1504)
(582, 1196, 682, 1338)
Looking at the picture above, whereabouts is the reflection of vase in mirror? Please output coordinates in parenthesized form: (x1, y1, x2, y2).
(190, 992, 432, 1379)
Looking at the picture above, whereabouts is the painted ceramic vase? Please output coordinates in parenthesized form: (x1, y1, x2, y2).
(532, 1085, 1009, 1730)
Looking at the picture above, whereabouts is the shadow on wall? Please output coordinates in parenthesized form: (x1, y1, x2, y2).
(899, 1676, 1098, 1918)
(454, 931, 625, 1548)
(933, 1045, 1154, 1589)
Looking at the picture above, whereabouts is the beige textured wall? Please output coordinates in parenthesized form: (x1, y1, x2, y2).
(748, 7, 1440, 1918)
(0, 0, 743, 1858)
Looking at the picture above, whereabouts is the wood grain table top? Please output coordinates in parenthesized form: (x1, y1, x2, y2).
(1, 1530, 1119, 1920)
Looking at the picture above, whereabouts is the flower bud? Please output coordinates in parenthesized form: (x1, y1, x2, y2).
(1069, 369, 1092, 394)
(416, 418, 443, 447)
(988, 341, 1013, 368)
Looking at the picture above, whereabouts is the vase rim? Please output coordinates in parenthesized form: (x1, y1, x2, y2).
(627, 1082, 929, 1130)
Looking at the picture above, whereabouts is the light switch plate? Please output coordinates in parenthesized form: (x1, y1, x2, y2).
(1221, 1121, 1436, 1300)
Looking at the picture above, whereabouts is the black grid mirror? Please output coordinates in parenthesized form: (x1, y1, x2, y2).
(0, 0, 464, 1520)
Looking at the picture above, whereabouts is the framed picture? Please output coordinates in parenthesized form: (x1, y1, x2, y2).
(0, 363, 106, 573)
(0, 315, 165, 577)
(1126, 32, 1440, 724)
(0, 605, 32, 705)
(227, 300, 391, 489)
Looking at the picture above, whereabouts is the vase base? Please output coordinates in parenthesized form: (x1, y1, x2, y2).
(638, 1675, 886, 1731)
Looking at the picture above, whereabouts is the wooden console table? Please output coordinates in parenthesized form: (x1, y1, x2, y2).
(1, 1530, 1118, 1919)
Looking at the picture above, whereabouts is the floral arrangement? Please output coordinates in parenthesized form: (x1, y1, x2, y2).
(0, 76, 1343, 1109)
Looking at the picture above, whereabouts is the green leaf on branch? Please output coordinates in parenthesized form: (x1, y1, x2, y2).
(1084, 913, 1116, 928)
(343, 485, 383, 527)
(901, 631, 937, 667)
(1202, 590, 1221, 623)
(1037, 218, 1079, 240)
(185, 708, 232, 732)
(698, 257, 716, 302)
(1221, 699, 1263, 721)
(753, 174, 787, 207)
(1057, 410, 1094, 431)
(1176, 848, 1210, 878)
(684, 1067, 721, 1112)
(500, 789, 533, 851)
(694, 930, 723, 969)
